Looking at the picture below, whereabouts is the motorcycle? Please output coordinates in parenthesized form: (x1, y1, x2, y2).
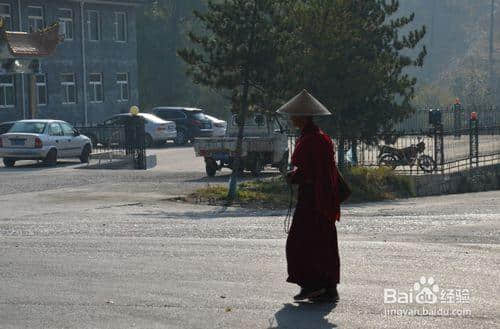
(378, 140, 436, 173)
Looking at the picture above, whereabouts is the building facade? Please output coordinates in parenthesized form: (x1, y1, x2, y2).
(0, 0, 145, 124)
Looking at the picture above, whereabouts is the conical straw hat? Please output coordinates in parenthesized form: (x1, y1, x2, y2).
(276, 90, 331, 116)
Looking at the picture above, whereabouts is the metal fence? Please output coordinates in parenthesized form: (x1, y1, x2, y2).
(74, 118, 146, 169)
(348, 124, 500, 175)
(393, 108, 500, 133)
(288, 122, 500, 175)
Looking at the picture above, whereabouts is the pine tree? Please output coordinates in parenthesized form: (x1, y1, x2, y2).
(178, 0, 280, 201)
(277, 0, 427, 148)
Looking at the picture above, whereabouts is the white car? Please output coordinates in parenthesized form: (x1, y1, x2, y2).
(204, 114, 227, 137)
(102, 113, 177, 147)
(0, 120, 92, 167)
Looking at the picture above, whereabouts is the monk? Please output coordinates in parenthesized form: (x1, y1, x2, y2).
(276, 90, 342, 302)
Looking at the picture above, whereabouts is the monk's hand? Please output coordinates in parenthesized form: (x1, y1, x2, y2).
(285, 171, 294, 185)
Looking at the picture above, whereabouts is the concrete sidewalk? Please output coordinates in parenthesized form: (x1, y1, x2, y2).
(0, 185, 499, 328)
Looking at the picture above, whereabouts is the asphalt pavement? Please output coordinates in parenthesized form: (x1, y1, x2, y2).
(0, 145, 499, 329)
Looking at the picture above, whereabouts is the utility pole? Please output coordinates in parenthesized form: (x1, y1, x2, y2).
(29, 74, 37, 119)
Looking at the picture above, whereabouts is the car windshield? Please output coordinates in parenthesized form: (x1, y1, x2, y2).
(9, 122, 47, 134)
(191, 112, 206, 120)
(139, 113, 168, 124)
(0, 123, 13, 134)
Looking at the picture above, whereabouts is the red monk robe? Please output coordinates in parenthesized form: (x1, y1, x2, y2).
(286, 121, 341, 289)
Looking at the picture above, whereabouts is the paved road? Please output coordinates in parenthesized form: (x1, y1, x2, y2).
(0, 146, 499, 328)
(0, 146, 240, 195)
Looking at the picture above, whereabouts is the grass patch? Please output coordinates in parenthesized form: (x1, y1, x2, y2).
(187, 167, 416, 209)
(344, 166, 415, 203)
(187, 176, 293, 208)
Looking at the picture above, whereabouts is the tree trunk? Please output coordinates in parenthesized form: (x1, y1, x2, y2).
(227, 80, 250, 201)
(227, 0, 259, 203)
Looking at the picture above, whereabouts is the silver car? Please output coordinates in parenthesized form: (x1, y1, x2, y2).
(104, 113, 177, 146)
(204, 114, 227, 137)
(0, 120, 92, 167)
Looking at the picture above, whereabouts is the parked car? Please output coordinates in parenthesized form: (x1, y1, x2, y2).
(204, 114, 227, 137)
(81, 113, 177, 148)
(0, 120, 92, 167)
(151, 107, 213, 145)
(0, 121, 15, 135)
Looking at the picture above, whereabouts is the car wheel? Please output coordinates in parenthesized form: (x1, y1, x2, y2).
(3, 158, 16, 168)
(44, 149, 58, 167)
(80, 144, 91, 163)
(174, 129, 187, 146)
(145, 134, 153, 148)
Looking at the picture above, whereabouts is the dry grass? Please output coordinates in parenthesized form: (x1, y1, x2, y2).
(186, 167, 416, 209)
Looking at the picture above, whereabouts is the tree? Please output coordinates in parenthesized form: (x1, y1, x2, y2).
(274, 0, 426, 167)
(178, 0, 280, 201)
(445, 58, 495, 112)
(412, 83, 454, 109)
(283, 0, 427, 137)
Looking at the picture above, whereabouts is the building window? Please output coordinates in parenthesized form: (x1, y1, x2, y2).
(117, 73, 129, 101)
(0, 75, 14, 108)
(58, 8, 73, 41)
(36, 74, 47, 106)
(61, 73, 76, 104)
(114, 12, 127, 42)
(87, 10, 100, 41)
(0, 4, 12, 29)
(89, 73, 103, 103)
(28, 6, 44, 33)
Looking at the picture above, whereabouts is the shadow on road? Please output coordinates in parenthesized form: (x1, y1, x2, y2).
(186, 172, 278, 183)
(268, 302, 338, 329)
(0, 160, 81, 172)
(130, 206, 284, 220)
(148, 142, 193, 150)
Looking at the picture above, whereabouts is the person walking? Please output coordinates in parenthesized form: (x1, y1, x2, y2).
(276, 90, 345, 303)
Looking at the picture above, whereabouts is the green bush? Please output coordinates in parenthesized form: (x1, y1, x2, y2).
(345, 167, 415, 202)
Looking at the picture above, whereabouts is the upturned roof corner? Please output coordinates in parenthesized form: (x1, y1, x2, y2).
(0, 20, 62, 59)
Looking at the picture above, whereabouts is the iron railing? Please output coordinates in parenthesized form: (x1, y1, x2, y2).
(74, 117, 146, 169)
(287, 123, 500, 175)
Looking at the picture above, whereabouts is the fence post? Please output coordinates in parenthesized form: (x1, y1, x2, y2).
(469, 113, 479, 168)
(433, 123, 444, 174)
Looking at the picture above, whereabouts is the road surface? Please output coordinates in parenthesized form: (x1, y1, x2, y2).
(0, 145, 499, 328)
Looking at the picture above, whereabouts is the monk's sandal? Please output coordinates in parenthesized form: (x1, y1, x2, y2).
(293, 287, 326, 301)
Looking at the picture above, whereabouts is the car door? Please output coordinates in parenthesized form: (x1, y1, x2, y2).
(60, 122, 81, 157)
(48, 123, 66, 157)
